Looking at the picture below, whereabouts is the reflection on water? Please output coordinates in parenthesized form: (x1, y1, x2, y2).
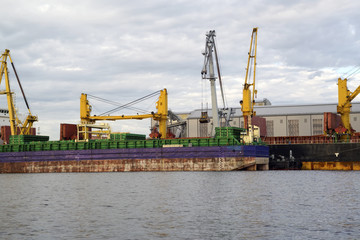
(0, 171, 360, 239)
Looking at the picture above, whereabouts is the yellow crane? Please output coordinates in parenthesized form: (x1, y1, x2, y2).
(0, 49, 37, 135)
(337, 77, 360, 137)
(240, 28, 258, 141)
(79, 88, 168, 139)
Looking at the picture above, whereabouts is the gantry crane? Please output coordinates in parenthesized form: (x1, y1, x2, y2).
(337, 77, 360, 138)
(0, 49, 38, 136)
(79, 89, 168, 140)
(240, 28, 258, 142)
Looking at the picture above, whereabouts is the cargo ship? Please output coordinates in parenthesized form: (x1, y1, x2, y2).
(263, 110, 360, 170)
(0, 128, 269, 173)
(267, 141, 360, 171)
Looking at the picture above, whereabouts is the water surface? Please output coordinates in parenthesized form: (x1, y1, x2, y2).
(0, 171, 359, 239)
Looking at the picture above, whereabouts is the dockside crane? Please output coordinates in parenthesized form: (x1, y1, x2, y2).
(80, 89, 168, 140)
(201, 30, 233, 135)
(241, 28, 258, 142)
(0, 49, 38, 136)
(337, 77, 360, 138)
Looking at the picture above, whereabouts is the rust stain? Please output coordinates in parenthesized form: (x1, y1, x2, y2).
(302, 161, 360, 171)
(0, 157, 266, 173)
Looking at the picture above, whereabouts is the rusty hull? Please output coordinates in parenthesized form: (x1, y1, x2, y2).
(0, 145, 269, 173)
(0, 157, 269, 173)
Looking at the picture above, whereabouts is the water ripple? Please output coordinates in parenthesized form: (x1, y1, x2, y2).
(0, 171, 360, 239)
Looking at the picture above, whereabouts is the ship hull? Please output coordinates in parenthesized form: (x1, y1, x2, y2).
(269, 143, 360, 170)
(0, 145, 269, 173)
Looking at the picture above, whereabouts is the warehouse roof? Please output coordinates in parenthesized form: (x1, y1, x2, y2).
(187, 102, 360, 119)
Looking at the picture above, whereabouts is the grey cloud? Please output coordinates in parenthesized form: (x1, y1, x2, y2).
(308, 71, 323, 79)
(1, 0, 359, 139)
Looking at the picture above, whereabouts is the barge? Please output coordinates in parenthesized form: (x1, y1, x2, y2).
(0, 48, 269, 174)
(0, 129, 269, 173)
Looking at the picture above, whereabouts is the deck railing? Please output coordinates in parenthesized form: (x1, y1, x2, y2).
(261, 136, 360, 145)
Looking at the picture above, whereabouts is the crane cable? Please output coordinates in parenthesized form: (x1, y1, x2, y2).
(97, 90, 160, 116)
(7, 54, 32, 114)
(87, 94, 148, 114)
(97, 91, 159, 116)
(201, 72, 209, 111)
(345, 65, 360, 79)
(213, 37, 227, 109)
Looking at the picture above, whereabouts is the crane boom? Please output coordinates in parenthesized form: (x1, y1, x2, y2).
(80, 89, 168, 139)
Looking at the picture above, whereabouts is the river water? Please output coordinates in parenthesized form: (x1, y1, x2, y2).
(0, 171, 359, 239)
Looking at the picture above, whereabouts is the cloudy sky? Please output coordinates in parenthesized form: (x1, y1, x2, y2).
(1, 0, 360, 139)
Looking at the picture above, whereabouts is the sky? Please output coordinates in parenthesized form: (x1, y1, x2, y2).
(1, 0, 360, 140)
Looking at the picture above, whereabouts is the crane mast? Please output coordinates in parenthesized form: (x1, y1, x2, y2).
(337, 77, 360, 138)
(241, 28, 258, 139)
(0, 49, 38, 136)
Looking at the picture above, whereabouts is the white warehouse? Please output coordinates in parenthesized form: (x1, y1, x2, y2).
(163, 103, 360, 138)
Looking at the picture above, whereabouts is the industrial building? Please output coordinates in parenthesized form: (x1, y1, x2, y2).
(164, 102, 360, 138)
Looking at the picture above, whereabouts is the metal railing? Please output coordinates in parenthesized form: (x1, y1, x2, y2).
(262, 136, 360, 145)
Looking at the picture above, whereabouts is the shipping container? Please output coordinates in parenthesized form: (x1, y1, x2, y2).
(60, 123, 77, 140)
(1, 126, 36, 144)
(252, 116, 267, 137)
(324, 112, 342, 132)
